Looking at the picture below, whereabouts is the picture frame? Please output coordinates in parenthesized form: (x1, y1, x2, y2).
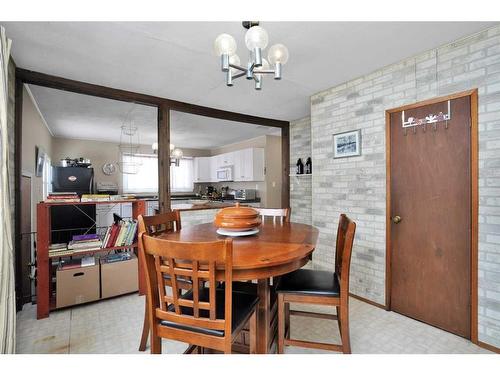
(333, 129, 362, 158)
(35, 146, 46, 177)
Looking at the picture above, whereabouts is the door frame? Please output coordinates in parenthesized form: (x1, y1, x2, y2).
(385, 89, 478, 343)
(20, 170, 35, 305)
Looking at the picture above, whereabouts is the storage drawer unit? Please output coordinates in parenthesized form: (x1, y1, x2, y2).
(100, 255, 138, 299)
(56, 265, 100, 308)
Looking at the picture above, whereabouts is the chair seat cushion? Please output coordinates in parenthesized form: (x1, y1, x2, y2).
(160, 288, 259, 337)
(276, 269, 340, 297)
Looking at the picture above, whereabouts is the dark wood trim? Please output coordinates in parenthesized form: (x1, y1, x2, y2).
(385, 89, 479, 341)
(385, 110, 392, 311)
(15, 68, 289, 128)
(14, 75, 23, 311)
(281, 126, 290, 209)
(158, 105, 170, 214)
(470, 89, 479, 344)
(349, 293, 386, 310)
(385, 89, 478, 114)
(477, 340, 500, 354)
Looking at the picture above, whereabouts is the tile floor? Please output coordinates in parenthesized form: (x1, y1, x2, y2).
(16, 294, 490, 354)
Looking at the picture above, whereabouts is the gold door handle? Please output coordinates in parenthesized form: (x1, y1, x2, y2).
(392, 215, 402, 224)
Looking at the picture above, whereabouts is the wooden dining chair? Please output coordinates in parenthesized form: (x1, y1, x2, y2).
(255, 207, 291, 224)
(139, 233, 259, 354)
(137, 211, 193, 351)
(276, 214, 356, 354)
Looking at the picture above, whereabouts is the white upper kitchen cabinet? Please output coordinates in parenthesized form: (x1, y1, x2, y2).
(194, 156, 212, 183)
(234, 148, 265, 182)
(218, 151, 234, 167)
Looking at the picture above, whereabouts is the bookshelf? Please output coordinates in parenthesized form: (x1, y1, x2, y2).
(36, 199, 146, 319)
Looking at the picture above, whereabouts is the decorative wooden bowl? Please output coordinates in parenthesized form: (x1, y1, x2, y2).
(214, 202, 261, 231)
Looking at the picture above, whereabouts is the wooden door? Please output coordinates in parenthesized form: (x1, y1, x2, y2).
(389, 96, 472, 338)
(19, 175, 32, 306)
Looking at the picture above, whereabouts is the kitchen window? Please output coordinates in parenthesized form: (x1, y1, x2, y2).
(122, 154, 194, 193)
(170, 157, 194, 193)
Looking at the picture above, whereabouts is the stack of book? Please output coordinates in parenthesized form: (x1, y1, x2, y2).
(48, 243, 73, 257)
(81, 194, 110, 202)
(45, 192, 80, 203)
(102, 220, 138, 248)
(68, 234, 103, 252)
(109, 194, 136, 201)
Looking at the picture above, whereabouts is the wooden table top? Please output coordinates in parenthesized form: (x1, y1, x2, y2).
(158, 221, 319, 280)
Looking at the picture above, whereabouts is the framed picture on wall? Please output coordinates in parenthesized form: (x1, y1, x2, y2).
(35, 146, 46, 177)
(333, 129, 361, 158)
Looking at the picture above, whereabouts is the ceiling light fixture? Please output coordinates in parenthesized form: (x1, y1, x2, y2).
(151, 142, 183, 167)
(214, 21, 289, 90)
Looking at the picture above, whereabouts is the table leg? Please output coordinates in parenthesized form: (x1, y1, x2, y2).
(256, 278, 271, 354)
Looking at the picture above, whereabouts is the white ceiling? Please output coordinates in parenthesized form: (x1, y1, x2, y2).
(28, 84, 279, 149)
(5, 22, 497, 121)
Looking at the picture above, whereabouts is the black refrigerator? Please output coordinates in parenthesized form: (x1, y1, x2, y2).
(50, 167, 95, 243)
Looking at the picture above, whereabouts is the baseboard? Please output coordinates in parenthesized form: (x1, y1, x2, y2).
(349, 293, 386, 310)
(477, 340, 500, 354)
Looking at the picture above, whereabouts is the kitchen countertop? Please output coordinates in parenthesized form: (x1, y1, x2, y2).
(171, 202, 254, 212)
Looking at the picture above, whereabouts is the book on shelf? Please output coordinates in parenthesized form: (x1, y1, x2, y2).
(68, 233, 103, 250)
(72, 233, 99, 241)
(81, 194, 110, 202)
(102, 220, 137, 248)
(45, 192, 80, 203)
(109, 194, 136, 201)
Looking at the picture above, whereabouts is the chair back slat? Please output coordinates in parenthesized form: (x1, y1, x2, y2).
(138, 211, 182, 236)
(168, 257, 181, 314)
(192, 260, 200, 318)
(256, 207, 290, 224)
(140, 234, 233, 336)
(209, 261, 216, 320)
(334, 214, 356, 295)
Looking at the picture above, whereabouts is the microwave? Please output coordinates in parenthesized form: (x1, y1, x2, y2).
(216, 167, 233, 182)
(234, 189, 256, 201)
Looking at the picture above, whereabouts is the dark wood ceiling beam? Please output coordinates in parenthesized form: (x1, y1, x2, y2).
(16, 68, 289, 128)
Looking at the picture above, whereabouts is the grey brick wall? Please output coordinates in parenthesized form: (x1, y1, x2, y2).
(307, 25, 500, 348)
(290, 117, 312, 225)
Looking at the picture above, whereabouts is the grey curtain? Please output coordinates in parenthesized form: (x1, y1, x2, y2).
(0, 25, 15, 354)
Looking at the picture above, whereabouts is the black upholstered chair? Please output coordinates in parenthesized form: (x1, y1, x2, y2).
(276, 214, 356, 354)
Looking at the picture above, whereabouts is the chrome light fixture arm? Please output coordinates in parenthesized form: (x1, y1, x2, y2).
(215, 22, 288, 91)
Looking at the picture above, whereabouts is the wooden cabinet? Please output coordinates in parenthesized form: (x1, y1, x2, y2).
(193, 148, 264, 183)
(194, 157, 213, 183)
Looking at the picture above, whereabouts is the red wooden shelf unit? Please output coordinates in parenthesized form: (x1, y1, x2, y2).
(36, 199, 146, 319)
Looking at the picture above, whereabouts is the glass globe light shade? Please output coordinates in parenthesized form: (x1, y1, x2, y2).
(229, 54, 241, 73)
(268, 44, 289, 65)
(169, 143, 175, 151)
(172, 148, 184, 159)
(245, 26, 269, 50)
(214, 33, 237, 56)
(152, 142, 158, 151)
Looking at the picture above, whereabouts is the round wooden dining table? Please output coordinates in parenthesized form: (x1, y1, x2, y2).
(157, 220, 319, 354)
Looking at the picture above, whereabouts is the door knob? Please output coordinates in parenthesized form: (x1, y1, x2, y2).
(392, 215, 402, 224)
